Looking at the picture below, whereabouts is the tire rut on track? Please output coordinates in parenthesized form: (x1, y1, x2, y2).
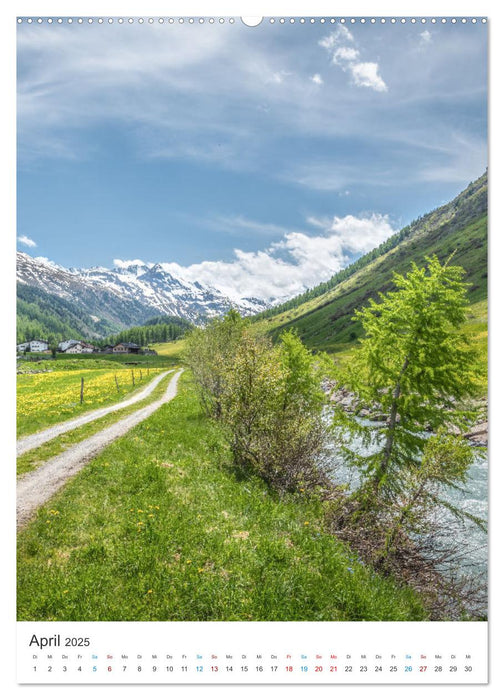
(17, 369, 174, 456)
(17, 369, 183, 530)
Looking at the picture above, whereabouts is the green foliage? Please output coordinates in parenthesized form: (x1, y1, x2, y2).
(182, 309, 248, 418)
(336, 255, 481, 503)
(219, 330, 328, 493)
(143, 314, 193, 328)
(327, 258, 486, 617)
(420, 429, 474, 492)
(17, 287, 191, 348)
(279, 329, 326, 412)
(103, 316, 192, 347)
(377, 430, 479, 564)
(17, 283, 118, 344)
(184, 313, 330, 493)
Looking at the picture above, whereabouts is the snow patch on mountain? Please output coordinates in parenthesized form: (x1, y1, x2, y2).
(16, 252, 269, 328)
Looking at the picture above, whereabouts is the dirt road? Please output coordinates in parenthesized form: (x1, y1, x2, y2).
(17, 369, 174, 456)
(17, 369, 183, 530)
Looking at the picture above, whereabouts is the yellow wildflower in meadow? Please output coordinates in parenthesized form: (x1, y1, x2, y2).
(17, 367, 163, 436)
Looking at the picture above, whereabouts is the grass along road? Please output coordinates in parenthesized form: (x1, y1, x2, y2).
(17, 369, 183, 530)
(17, 370, 173, 456)
(17, 371, 178, 477)
(17, 371, 426, 621)
(17, 366, 167, 438)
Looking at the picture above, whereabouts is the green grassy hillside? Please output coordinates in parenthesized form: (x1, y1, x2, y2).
(258, 174, 487, 354)
(17, 283, 118, 344)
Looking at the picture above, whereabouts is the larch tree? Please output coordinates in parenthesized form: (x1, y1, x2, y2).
(334, 255, 483, 509)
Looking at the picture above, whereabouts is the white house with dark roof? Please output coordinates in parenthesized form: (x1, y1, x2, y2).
(64, 341, 85, 354)
(58, 339, 80, 352)
(17, 339, 49, 353)
(58, 339, 79, 352)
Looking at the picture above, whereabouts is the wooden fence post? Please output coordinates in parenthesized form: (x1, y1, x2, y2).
(131, 369, 135, 386)
(140, 369, 143, 380)
(115, 374, 120, 393)
(80, 377, 84, 404)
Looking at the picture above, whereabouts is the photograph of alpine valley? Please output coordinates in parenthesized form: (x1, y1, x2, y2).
(16, 18, 487, 622)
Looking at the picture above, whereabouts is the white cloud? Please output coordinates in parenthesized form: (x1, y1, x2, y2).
(311, 73, 323, 85)
(113, 258, 149, 269)
(17, 20, 486, 193)
(323, 213, 394, 253)
(332, 46, 360, 64)
(319, 27, 388, 93)
(17, 235, 37, 248)
(318, 26, 355, 50)
(113, 213, 395, 303)
(16, 20, 486, 202)
(16, 24, 302, 163)
(32, 256, 66, 270)
(349, 63, 388, 93)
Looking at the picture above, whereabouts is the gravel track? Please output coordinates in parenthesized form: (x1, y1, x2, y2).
(17, 369, 174, 456)
(17, 369, 183, 530)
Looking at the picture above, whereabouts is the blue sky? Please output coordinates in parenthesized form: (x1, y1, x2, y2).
(16, 18, 487, 302)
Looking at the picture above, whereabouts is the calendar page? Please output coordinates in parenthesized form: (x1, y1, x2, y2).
(13, 1, 490, 690)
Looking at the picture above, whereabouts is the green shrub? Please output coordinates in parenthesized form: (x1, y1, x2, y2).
(184, 312, 330, 494)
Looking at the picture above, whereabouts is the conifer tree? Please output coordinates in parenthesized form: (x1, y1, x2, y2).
(335, 255, 482, 506)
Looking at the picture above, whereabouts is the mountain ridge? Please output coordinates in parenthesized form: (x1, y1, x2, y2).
(16, 172, 487, 347)
(16, 252, 269, 336)
(256, 171, 488, 323)
(256, 171, 488, 352)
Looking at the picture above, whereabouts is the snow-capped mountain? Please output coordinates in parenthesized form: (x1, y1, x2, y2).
(17, 252, 269, 328)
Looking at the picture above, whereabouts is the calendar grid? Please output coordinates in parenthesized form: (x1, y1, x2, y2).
(17, 621, 488, 684)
